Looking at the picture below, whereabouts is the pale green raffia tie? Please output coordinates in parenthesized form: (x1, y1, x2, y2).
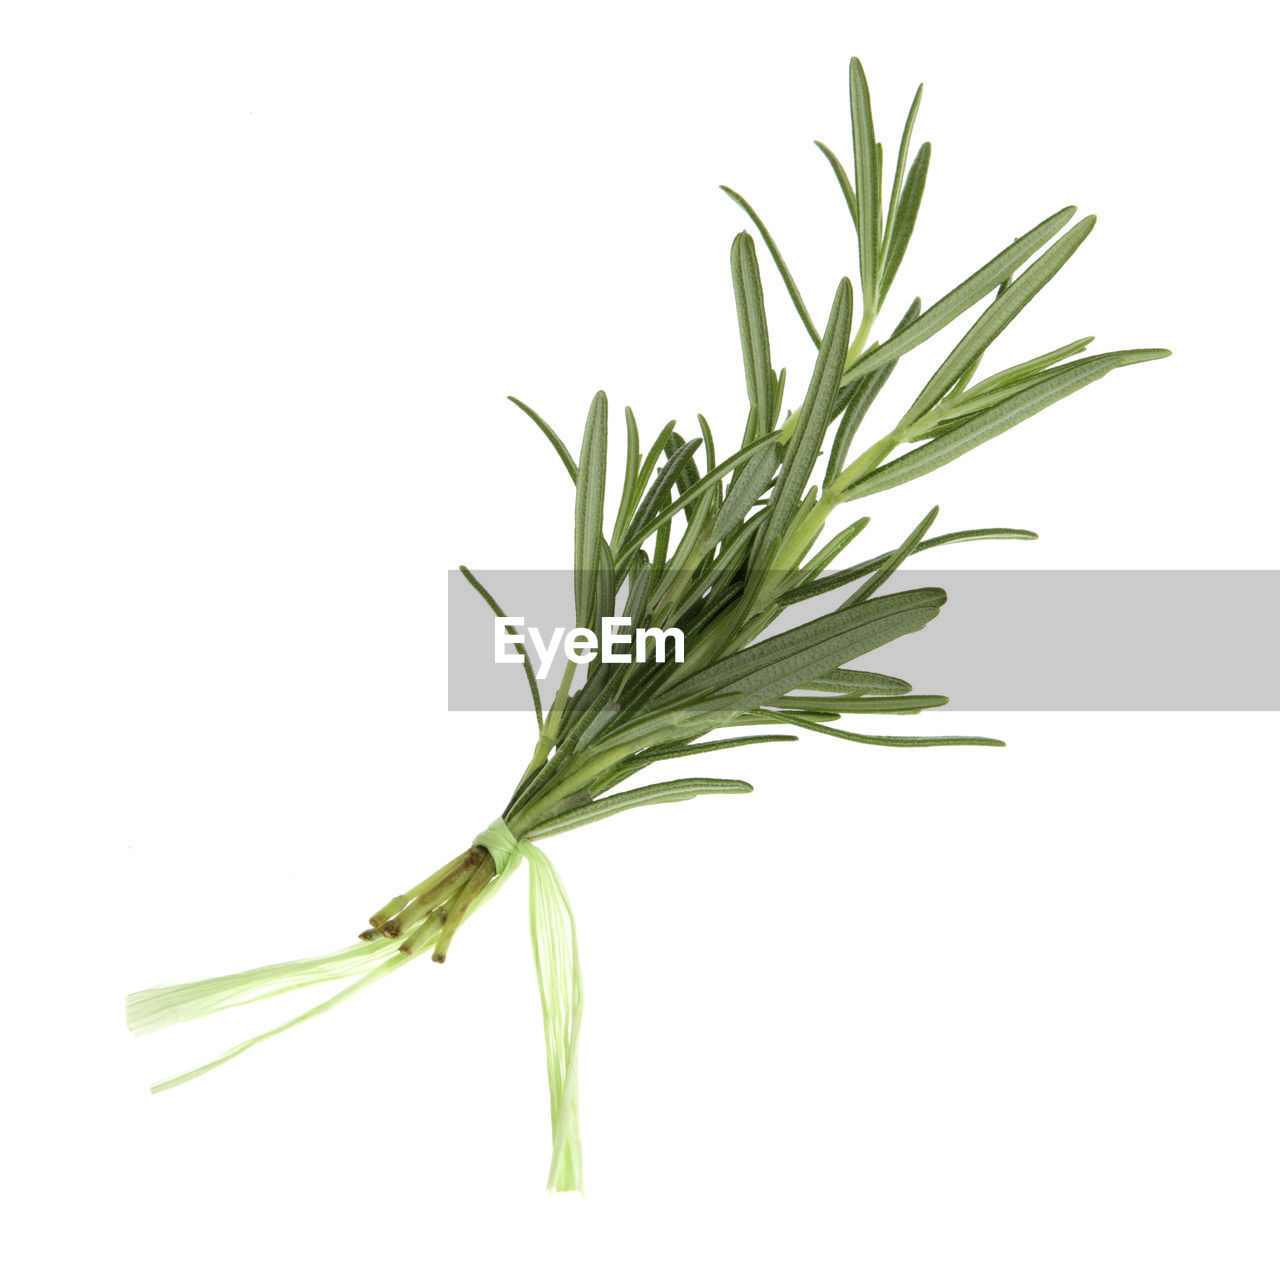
(474, 818, 584, 1194)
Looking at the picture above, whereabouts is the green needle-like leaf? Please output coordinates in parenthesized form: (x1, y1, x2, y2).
(610, 405, 644, 546)
(757, 278, 854, 555)
(459, 565, 543, 728)
(791, 515, 871, 588)
(720, 184, 821, 346)
(509, 396, 578, 483)
(775, 526, 1038, 608)
(843, 204, 1078, 382)
(814, 140, 859, 229)
(799, 669, 913, 695)
(619, 433, 777, 561)
(883, 82, 923, 253)
(897, 215, 1098, 433)
(878, 142, 929, 306)
(825, 298, 920, 485)
(731, 232, 776, 443)
(849, 349, 1171, 498)
(657, 587, 946, 714)
(525, 777, 753, 841)
(624, 436, 702, 551)
(770, 693, 948, 714)
(710, 438, 780, 546)
(573, 391, 609, 629)
(849, 57, 881, 313)
(842, 505, 939, 609)
(632, 419, 678, 506)
(903, 338, 1099, 440)
(961, 337, 1095, 400)
(762, 708, 1004, 748)
(666, 430, 702, 493)
(631, 733, 799, 764)
(697, 413, 717, 473)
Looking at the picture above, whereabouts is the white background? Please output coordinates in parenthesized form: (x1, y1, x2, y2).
(2, 3, 1277, 1277)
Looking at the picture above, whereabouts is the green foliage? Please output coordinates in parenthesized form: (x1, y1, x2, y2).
(486, 57, 1168, 840)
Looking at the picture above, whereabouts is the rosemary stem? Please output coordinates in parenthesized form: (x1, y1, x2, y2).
(398, 911, 445, 956)
(373, 850, 475, 925)
(431, 855, 499, 962)
(826, 430, 900, 499)
(848, 307, 877, 365)
(513, 658, 581, 798)
(759, 308, 886, 584)
(512, 740, 640, 834)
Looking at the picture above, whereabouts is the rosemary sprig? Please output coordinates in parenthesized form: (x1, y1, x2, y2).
(127, 57, 1168, 1192)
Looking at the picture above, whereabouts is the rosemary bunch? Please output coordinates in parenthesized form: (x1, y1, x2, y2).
(127, 58, 1167, 1192)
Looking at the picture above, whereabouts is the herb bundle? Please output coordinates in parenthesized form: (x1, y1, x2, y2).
(127, 58, 1167, 1191)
